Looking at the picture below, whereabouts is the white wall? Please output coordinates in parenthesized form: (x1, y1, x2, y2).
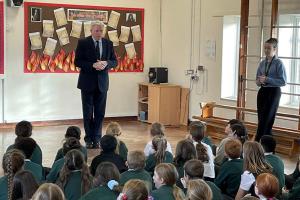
(161, 0, 299, 129)
(3, 0, 161, 122)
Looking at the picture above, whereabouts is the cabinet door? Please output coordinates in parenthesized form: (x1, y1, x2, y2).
(159, 87, 180, 125)
(148, 86, 160, 123)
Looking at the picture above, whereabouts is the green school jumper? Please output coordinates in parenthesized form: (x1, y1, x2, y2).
(46, 158, 65, 183)
(151, 185, 181, 200)
(80, 185, 119, 200)
(120, 169, 152, 190)
(63, 171, 88, 200)
(265, 154, 285, 190)
(24, 160, 43, 183)
(7, 144, 43, 166)
(54, 146, 88, 162)
(175, 161, 184, 189)
(282, 167, 300, 200)
(0, 176, 8, 200)
(214, 159, 243, 197)
(119, 140, 128, 161)
(206, 181, 223, 200)
(145, 151, 173, 176)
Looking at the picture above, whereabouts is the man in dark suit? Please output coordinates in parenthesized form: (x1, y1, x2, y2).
(75, 23, 117, 149)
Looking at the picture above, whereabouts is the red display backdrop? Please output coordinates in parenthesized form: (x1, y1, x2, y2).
(24, 2, 144, 73)
(0, 0, 4, 74)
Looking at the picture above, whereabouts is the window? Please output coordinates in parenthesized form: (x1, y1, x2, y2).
(221, 16, 240, 100)
(278, 15, 300, 107)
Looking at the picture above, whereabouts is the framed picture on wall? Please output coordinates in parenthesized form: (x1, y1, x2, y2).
(126, 13, 136, 22)
(67, 9, 108, 22)
(31, 7, 42, 22)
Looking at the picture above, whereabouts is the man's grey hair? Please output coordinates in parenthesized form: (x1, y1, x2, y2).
(90, 21, 104, 30)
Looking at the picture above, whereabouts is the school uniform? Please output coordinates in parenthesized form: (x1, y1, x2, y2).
(90, 151, 127, 176)
(151, 185, 183, 200)
(63, 170, 90, 200)
(118, 140, 128, 161)
(202, 136, 213, 148)
(120, 169, 152, 190)
(174, 161, 185, 189)
(193, 141, 215, 179)
(80, 185, 119, 200)
(7, 143, 43, 166)
(265, 153, 285, 190)
(282, 178, 300, 200)
(24, 159, 43, 183)
(214, 158, 243, 198)
(54, 146, 88, 162)
(46, 158, 65, 183)
(0, 176, 7, 200)
(145, 151, 173, 176)
(206, 181, 223, 200)
(214, 137, 231, 166)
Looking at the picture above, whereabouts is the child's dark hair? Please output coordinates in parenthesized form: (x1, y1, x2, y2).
(127, 151, 146, 170)
(12, 170, 39, 200)
(265, 38, 278, 48)
(174, 139, 196, 166)
(2, 149, 25, 200)
(150, 122, 165, 137)
(228, 119, 242, 126)
(14, 137, 37, 159)
(57, 149, 92, 195)
(15, 120, 32, 138)
(230, 123, 248, 144)
(62, 137, 81, 156)
(94, 162, 121, 193)
(65, 126, 81, 140)
(225, 139, 242, 159)
(189, 122, 209, 162)
(100, 135, 117, 153)
(183, 159, 204, 179)
(152, 135, 167, 164)
(260, 135, 276, 154)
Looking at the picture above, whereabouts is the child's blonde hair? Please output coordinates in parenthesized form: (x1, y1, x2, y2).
(186, 179, 212, 200)
(106, 121, 122, 154)
(152, 135, 167, 164)
(155, 163, 185, 200)
(127, 151, 146, 170)
(32, 183, 65, 200)
(243, 141, 272, 174)
(121, 179, 149, 200)
(150, 122, 165, 137)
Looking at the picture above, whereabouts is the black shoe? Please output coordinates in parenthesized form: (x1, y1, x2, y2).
(86, 142, 93, 149)
(92, 142, 100, 149)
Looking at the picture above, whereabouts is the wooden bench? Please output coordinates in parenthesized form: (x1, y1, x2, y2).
(193, 102, 300, 157)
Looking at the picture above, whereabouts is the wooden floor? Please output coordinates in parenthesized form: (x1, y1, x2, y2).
(0, 120, 297, 176)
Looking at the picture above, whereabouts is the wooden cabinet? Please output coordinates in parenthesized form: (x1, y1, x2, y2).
(138, 83, 181, 126)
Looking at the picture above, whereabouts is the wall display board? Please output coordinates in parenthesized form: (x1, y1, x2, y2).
(24, 2, 144, 73)
(0, 0, 4, 75)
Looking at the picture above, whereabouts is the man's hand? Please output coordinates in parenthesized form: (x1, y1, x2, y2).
(93, 60, 108, 71)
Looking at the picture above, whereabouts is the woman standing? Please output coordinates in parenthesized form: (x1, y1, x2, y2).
(255, 38, 286, 142)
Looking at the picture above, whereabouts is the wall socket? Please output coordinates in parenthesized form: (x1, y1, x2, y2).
(198, 65, 205, 71)
(185, 69, 194, 75)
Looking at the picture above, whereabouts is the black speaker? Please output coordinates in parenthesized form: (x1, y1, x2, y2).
(149, 67, 168, 84)
(7, 0, 23, 7)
